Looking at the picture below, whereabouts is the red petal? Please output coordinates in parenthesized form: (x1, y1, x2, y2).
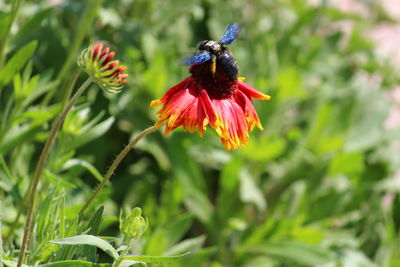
(237, 81, 271, 100)
(150, 78, 192, 108)
(103, 51, 115, 66)
(92, 43, 103, 62)
(99, 47, 110, 63)
(234, 90, 263, 130)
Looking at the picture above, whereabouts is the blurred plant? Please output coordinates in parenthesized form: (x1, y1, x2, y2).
(17, 42, 127, 267)
(47, 207, 187, 267)
(1, 0, 400, 266)
(79, 124, 159, 215)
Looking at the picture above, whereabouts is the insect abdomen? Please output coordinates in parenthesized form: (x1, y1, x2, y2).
(217, 50, 239, 81)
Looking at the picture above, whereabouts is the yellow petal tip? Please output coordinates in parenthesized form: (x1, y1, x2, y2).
(150, 99, 162, 108)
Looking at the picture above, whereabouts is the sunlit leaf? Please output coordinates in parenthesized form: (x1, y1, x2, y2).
(239, 168, 266, 212)
(0, 41, 37, 88)
(38, 260, 111, 267)
(239, 240, 333, 266)
(50, 235, 119, 259)
(120, 252, 190, 264)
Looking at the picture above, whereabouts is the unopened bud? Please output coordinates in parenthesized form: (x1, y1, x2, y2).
(119, 207, 148, 241)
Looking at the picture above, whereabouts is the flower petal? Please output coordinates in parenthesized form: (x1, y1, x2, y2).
(234, 89, 264, 131)
(150, 78, 192, 108)
(237, 81, 271, 100)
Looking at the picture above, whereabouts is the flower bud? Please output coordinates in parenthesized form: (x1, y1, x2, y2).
(119, 207, 148, 241)
(78, 42, 128, 94)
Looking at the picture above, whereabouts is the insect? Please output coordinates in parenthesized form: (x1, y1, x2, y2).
(183, 23, 241, 81)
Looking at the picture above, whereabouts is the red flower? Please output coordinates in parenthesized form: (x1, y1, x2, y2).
(150, 60, 270, 151)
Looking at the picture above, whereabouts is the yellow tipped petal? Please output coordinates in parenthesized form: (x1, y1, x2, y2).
(150, 99, 163, 108)
(261, 93, 271, 100)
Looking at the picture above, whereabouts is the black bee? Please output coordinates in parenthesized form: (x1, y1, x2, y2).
(183, 23, 241, 81)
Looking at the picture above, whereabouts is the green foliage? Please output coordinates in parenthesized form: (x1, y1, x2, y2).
(1, 0, 400, 266)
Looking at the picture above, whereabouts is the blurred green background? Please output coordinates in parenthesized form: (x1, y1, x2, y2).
(1, 0, 400, 266)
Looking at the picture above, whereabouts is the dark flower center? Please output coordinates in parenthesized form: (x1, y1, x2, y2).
(190, 61, 237, 99)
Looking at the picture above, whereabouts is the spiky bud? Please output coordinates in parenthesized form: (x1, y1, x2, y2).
(78, 43, 128, 94)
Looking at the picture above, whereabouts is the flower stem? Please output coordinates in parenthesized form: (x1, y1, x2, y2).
(17, 78, 92, 267)
(79, 125, 160, 216)
(113, 245, 130, 267)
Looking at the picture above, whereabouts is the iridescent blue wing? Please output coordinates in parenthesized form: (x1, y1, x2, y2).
(182, 51, 212, 65)
(219, 23, 241, 45)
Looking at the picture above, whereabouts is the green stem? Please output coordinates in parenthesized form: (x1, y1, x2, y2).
(0, 0, 23, 68)
(16, 78, 92, 267)
(113, 245, 130, 267)
(79, 125, 160, 216)
(61, 68, 81, 108)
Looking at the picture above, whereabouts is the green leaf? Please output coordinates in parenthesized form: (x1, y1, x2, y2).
(64, 117, 115, 151)
(62, 159, 103, 182)
(328, 152, 364, 177)
(36, 187, 58, 243)
(120, 252, 190, 264)
(239, 168, 266, 212)
(38, 260, 111, 267)
(86, 206, 104, 235)
(277, 67, 304, 100)
(184, 191, 213, 225)
(240, 135, 286, 162)
(2, 259, 30, 267)
(0, 105, 59, 154)
(242, 256, 277, 267)
(0, 41, 38, 88)
(239, 240, 333, 266)
(345, 84, 388, 152)
(11, 8, 53, 45)
(118, 260, 146, 267)
(217, 157, 242, 224)
(22, 79, 59, 109)
(0, 13, 10, 39)
(83, 207, 104, 261)
(165, 236, 206, 256)
(0, 155, 14, 191)
(164, 214, 193, 247)
(50, 235, 119, 259)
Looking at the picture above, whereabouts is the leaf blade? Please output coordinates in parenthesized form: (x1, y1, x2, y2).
(50, 235, 118, 259)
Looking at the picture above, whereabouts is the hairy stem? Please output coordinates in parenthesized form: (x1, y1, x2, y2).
(79, 125, 160, 216)
(17, 78, 92, 267)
